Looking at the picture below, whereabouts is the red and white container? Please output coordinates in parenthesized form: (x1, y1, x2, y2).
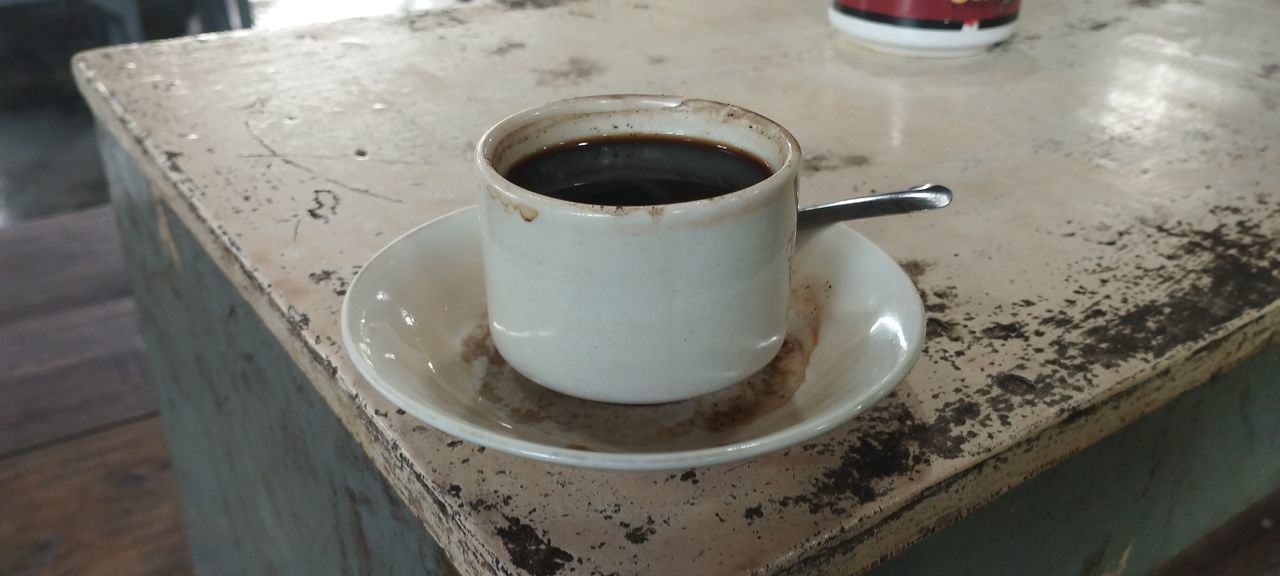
(830, 0, 1021, 58)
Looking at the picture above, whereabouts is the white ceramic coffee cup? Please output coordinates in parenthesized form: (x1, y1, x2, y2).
(475, 95, 800, 404)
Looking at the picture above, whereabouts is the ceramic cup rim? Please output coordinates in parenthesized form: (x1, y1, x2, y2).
(475, 94, 801, 224)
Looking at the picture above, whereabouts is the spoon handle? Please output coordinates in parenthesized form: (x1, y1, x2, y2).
(796, 184, 953, 229)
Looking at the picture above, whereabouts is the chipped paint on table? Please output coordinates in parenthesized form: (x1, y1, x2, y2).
(74, 0, 1280, 574)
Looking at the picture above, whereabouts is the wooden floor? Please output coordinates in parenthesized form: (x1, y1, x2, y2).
(0, 207, 193, 576)
(0, 206, 1276, 576)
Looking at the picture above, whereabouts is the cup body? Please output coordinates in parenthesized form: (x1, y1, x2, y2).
(475, 95, 799, 404)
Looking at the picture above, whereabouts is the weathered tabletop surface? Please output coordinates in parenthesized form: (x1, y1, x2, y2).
(75, 0, 1280, 573)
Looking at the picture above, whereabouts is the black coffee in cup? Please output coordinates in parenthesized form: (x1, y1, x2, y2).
(505, 135, 772, 206)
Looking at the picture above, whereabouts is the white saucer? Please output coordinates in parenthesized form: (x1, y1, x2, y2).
(341, 207, 924, 470)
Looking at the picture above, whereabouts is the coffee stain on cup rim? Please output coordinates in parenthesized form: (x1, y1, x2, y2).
(485, 187, 540, 222)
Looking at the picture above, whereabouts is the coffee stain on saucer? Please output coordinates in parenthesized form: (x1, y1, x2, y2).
(459, 281, 828, 452)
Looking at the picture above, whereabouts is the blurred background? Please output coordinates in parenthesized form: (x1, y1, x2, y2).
(0, 0, 245, 226)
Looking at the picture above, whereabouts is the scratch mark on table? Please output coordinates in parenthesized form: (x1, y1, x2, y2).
(242, 119, 404, 203)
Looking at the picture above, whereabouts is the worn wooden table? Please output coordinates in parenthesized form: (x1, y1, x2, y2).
(75, 0, 1280, 574)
